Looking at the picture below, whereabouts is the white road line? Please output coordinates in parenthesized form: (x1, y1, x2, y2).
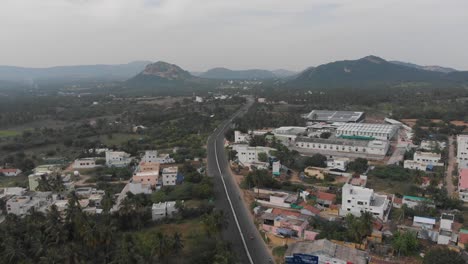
(214, 120, 254, 264)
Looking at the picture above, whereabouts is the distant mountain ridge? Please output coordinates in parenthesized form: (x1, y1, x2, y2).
(0, 61, 151, 82)
(390, 61, 457, 73)
(288, 55, 467, 89)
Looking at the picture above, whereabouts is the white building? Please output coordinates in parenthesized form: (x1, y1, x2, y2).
(162, 167, 178, 186)
(457, 135, 468, 169)
(195, 96, 203, 103)
(142, 150, 159, 163)
(272, 161, 281, 176)
(340, 183, 391, 221)
(0, 187, 26, 199)
(0, 168, 22, 177)
(295, 137, 389, 157)
(128, 182, 153, 194)
(272, 126, 307, 144)
(326, 158, 349, 172)
(257, 98, 267, 103)
(152, 201, 178, 220)
(304, 110, 365, 123)
(105, 151, 131, 167)
(413, 151, 443, 166)
(234, 130, 251, 143)
(6, 192, 52, 216)
(336, 123, 398, 141)
(413, 216, 436, 229)
(232, 144, 276, 164)
(403, 160, 428, 171)
(438, 213, 455, 245)
(73, 158, 100, 169)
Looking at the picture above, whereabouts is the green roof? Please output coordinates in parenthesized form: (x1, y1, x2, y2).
(460, 229, 468, 234)
(338, 135, 375, 141)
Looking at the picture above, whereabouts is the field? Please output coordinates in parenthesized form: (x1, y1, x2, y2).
(0, 130, 20, 138)
(0, 174, 28, 188)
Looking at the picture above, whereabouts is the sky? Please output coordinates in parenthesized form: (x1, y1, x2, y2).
(1, 0, 467, 71)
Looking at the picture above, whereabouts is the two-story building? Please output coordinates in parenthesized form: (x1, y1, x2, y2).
(162, 167, 178, 186)
(340, 183, 391, 221)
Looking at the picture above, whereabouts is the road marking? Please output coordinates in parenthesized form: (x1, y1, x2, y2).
(214, 120, 254, 264)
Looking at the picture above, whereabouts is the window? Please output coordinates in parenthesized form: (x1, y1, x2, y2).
(357, 201, 364, 205)
(347, 200, 351, 203)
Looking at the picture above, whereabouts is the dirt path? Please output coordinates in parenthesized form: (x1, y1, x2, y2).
(446, 136, 456, 197)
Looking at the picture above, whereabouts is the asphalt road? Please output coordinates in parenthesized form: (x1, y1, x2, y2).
(207, 97, 274, 264)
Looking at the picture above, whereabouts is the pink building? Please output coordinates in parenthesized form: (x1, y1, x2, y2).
(132, 171, 159, 187)
(459, 169, 468, 202)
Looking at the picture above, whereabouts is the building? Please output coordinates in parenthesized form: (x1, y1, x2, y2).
(152, 201, 178, 220)
(195, 96, 203, 103)
(128, 182, 153, 194)
(0, 168, 22, 177)
(234, 130, 251, 143)
(413, 216, 436, 229)
(336, 123, 398, 141)
(457, 135, 468, 169)
(326, 158, 349, 172)
(138, 162, 160, 172)
(458, 168, 468, 202)
(340, 183, 391, 221)
(0, 187, 26, 199)
(261, 211, 309, 239)
(402, 195, 434, 209)
(438, 213, 455, 245)
(6, 192, 52, 216)
(315, 191, 336, 208)
(272, 161, 281, 176)
(162, 167, 178, 186)
(273, 127, 307, 144)
(133, 171, 159, 187)
(232, 144, 276, 164)
(285, 239, 368, 264)
(420, 140, 446, 151)
(142, 151, 175, 164)
(257, 98, 267, 103)
(413, 151, 443, 166)
(105, 151, 131, 167)
(403, 160, 429, 171)
(254, 188, 298, 208)
(295, 137, 389, 157)
(305, 110, 365, 123)
(73, 158, 101, 169)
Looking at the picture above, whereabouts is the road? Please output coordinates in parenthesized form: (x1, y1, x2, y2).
(446, 136, 456, 196)
(207, 97, 274, 264)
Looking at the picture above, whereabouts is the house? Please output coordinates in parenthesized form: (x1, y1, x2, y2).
(73, 157, 101, 169)
(132, 171, 159, 187)
(315, 191, 336, 208)
(142, 151, 175, 164)
(253, 188, 298, 209)
(232, 144, 276, 165)
(457, 135, 468, 169)
(138, 162, 160, 172)
(195, 96, 203, 103)
(0, 187, 26, 199)
(403, 160, 428, 171)
(340, 183, 391, 221)
(128, 182, 152, 194)
(459, 168, 468, 202)
(105, 151, 131, 167)
(261, 210, 309, 239)
(6, 192, 52, 216)
(326, 158, 349, 172)
(162, 167, 178, 186)
(152, 201, 178, 220)
(285, 239, 369, 264)
(402, 195, 434, 209)
(413, 151, 443, 167)
(0, 168, 22, 177)
(234, 130, 251, 143)
(438, 213, 455, 245)
(458, 229, 468, 248)
(257, 98, 266, 103)
(413, 216, 436, 229)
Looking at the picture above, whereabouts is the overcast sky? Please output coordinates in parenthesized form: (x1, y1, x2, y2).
(1, 0, 467, 71)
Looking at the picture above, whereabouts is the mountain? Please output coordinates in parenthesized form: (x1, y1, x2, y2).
(0, 61, 151, 83)
(125, 61, 217, 94)
(271, 69, 298, 78)
(289, 55, 448, 88)
(390, 61, 457, 73)
(199, 67, 277, 80)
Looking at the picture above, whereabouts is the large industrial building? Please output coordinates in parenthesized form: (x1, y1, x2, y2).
(294, 136, 389, 157)
(305, 110, 365, 123)
(336, 123, 398, 141)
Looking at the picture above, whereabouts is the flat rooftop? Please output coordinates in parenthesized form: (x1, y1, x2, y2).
(296, 136, 379, 147)
(337, 123, 396, 134)
(306, 110, 364, 123)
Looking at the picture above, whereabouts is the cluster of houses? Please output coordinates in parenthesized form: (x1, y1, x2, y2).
(0, 148, 181, 222)
(229, 109, 468, 263)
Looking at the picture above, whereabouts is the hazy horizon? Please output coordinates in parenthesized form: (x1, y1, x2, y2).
(1, 0, 467, 71)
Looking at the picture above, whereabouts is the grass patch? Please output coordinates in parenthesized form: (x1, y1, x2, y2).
(0, 130, 20, 138)
(273, 245, 288, 257)
(0, 175, 28, 188)
(100, 133, 144, 146)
